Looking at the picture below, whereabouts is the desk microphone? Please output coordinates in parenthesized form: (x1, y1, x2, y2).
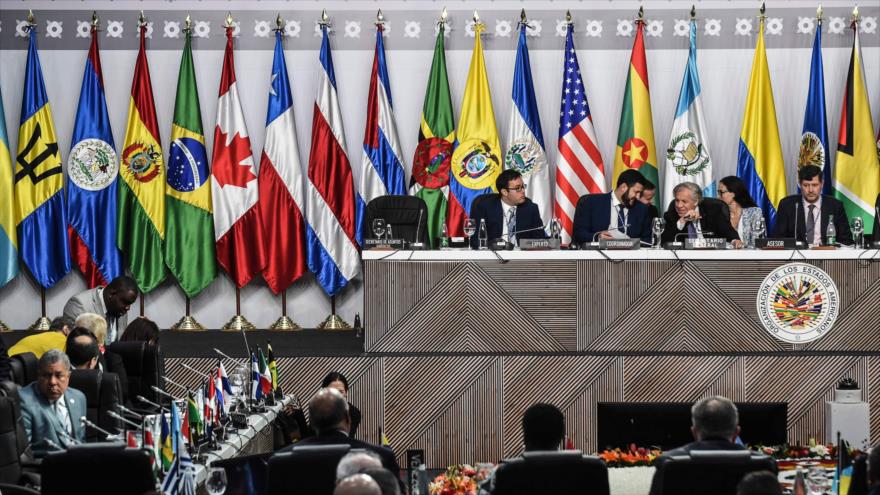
(411, 207, 425, 249)
(135, 395, 164, 411)
(492, 223, 554, 250)
(81, 416, 119, 440)
(150, 386, 178, 401)
(163, 376, 189, 394)
(213, 348, 248, 371)
(44, 438, 66, 452)
(673, 230, 715, 243)
(592, 223, 631, 242)
(116, 404, 144, 421)
(107, 410, 141, 429)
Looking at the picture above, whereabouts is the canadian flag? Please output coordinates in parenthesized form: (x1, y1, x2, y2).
(211, 26, 266, 288)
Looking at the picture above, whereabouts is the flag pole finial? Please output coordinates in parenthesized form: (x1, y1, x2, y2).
(440, 7, 448, 24)
(184, 14, 192, 33)
(275, 13, 284, 32)
(851, 5, 860, 23)
(319, 10, 330, 28)
(27, 10, 35, 27)
(91, 11, 99, 29)
(565, 10, 572, 25)
(638, 6, 645, 21)
(138, 11, 146, 28)
(377, 9, 384, 24)
(225, 12, 234, 29)
(816, 4, 823, 22)
(690, 5, 696, 20)
(473, 10, 480, 24)
(521, 8, 527, 23)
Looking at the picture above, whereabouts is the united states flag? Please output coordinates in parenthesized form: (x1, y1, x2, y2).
(554, 23, 606, 244)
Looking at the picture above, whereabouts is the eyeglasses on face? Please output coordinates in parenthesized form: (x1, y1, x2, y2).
(506, 184, 527, 192)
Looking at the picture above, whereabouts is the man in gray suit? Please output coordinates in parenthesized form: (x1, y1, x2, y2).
(20, 350, 87, 456)
(63, 276, 138, 344)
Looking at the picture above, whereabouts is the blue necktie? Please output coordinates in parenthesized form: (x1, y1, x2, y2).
(687, 221, 698, 239)
(617, 205, 626, 235)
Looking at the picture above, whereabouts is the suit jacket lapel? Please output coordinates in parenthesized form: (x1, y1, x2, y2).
(65, 393, 82, 440)
(41, 394, 68, 442)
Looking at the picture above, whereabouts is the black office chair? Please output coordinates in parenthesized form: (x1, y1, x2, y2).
(40, 442, 155, 495)
(653, 450, 777, 495)
(492, 450, 610, 495)
(468, 193, 499, 219)
(8, 353, 38, 387)
(68, 369, 124, 442)
(268, 444, 353, 495)
(105, 341, 164, 411)
(570, 194, 596, 243)
(0, 381, 38, 489)
(664, 196, 731, 221)
(364, 195, 430, 246)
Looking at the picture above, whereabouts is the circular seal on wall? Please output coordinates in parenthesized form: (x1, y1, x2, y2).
(67, 138, 118, 191)
(412, 137, 452, 189)
(504, 140, 546, 178)
(451, 138, 501, 190)
(756, 262, 839, 344)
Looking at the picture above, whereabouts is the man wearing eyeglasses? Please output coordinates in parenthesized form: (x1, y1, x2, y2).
(19, 349, 87, 456)
(469, 169, 547, 248)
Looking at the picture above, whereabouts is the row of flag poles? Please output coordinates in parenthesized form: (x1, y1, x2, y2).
(1, 6, 879, 325)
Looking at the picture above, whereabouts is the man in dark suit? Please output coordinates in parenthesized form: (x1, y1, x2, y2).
(661, 182, 741, 246)
(639, 180, 661, 221)
(872, 193, 880, 244)
(573, 169, 653, 244)
(469, 169, 546, 249)
(773, 165, 852, 246)
(649, 396, 746, 495)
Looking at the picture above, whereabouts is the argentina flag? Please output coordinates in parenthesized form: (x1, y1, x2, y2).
(664, 18, 714, 206)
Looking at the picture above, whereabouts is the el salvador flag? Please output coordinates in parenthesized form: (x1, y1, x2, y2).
(356, 26, 406, 246)
(664, 19, 715, 206)
(799, 23, 832, 195)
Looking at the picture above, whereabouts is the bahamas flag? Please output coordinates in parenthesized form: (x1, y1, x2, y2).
(165, 31, 216, 298)
(67, 23, 122, 288)
(799, 21, 832, 195)
(118, 23, 166, 292)
(0, 86, 18, 288)
(450, 20, 500, 226)
(409, 23, 455, 245)
(613, 18, 658, 208)
(14, 27, 70, 289)
(737, 18, 786, 230)
(665, 18, 715, 206)
(834, 19, 879, 236)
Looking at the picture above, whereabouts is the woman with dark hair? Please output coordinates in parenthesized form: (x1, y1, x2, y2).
(120, 317, 160, 345)
(321, 372, 362, 438)
(719, 176, 764, 247)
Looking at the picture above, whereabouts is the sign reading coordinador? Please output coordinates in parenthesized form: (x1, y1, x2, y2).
(757, 262, 839, 344)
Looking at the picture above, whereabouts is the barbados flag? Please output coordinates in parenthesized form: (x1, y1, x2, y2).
(14, 27, 70, 288)
(798, 20, 832, 195)
(67, 23, 122, 288)
(450, 19, 500, 222)
(0, 86, 18, 288)
(737, 18, 786, 230)
(357, 23, 406, 246)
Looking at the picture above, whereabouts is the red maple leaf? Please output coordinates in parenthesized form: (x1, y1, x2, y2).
(212, 128, 256, 188)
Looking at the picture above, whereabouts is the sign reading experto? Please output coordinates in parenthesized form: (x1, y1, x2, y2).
(757, 262, 840, 344)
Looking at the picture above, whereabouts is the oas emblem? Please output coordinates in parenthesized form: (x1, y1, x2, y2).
(122, 142, 162, 183)
(798, 132, 825, 169)
(504, 140, 546, 178)
(451, 139, 501, 190)
(667, 131, 710, 176)
(412, 137, 452, 189)
(68, 139, 118, 191)
(757, 263, 839, 344)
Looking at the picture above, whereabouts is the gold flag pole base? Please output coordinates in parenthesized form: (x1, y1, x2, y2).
(28, 316, 51, 331)
(0, 321, 11, 332)
(317, 314, 351, 330)
(171, 315, 206, 331)
(269, 316, 301, 331)
(221, 315, 257, 332)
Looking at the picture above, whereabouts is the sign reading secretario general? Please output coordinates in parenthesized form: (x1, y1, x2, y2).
(757, 263, 840, 344)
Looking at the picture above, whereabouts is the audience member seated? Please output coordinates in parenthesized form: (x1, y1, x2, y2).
(70, 321, 128, 402)
(522, 403, 565, 451)
(773, 164, 853, 246)
(63, 275, 138, 345)
(362, 467, 402, 495)
(8, 316, 74, 358)
(639, 180, 660, 221)
(336, 450, 382, 481)
(19, 350, 86, 456)
(322, 372, 361, 438)
(74, 314, 107, 352)
(65, 328, 99, 370)
(649, 396, 748, 495)
(736, 471, 781, 495)
(118, 317, 159, 345)
(335, 473, 381, 495)
(718, 176, 765, 247)
(869, 445, 880, 495)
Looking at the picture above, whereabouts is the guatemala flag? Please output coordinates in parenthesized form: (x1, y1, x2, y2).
(356, 24, 406, 246)
(67, 23, 122, 288)
(304, 24, 360, 298)
(798, 21, 832, 195)
(506, 21, 549, 229)
(664, 18, 715, 206)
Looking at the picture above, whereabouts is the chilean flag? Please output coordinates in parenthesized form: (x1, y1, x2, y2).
(304, 25, 360, 297)
(67, 24, 122, 288)
(258, 31, 308, 294)
(211, 26, 267, 288)
(356, 25, 406, 245)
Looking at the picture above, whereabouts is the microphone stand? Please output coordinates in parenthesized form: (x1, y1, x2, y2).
(81, 416, 120, 441)
(213, 348, 248, 371)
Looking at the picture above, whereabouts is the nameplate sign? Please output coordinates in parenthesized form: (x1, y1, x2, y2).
(757, 238, 800, 250)
(519, 238, 561, 250)
(598, 238, 640, 250)
(364, 238, 406, 250)
(685, 237, 726, 250)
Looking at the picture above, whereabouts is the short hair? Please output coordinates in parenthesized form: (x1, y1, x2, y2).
(321, 372, 350, 391)
(691, 396, 739, 441)
(107, 275, 139, 294)
(673, 182, 703, 204)
(336, 451, 382, 481)
(75, 313, 107, 345)
(642, 180, 656, 191)
(362, 468, 402, 495)
(798, 164, 823, 183)
(334, 474, 381, 495)
(39, 349, 71, 373)
(522, 403, 565, 451)
(66, 327, 99, 367)
(49, 315, 75, 333)
(496, 169, 522, 192)
(869, 444, 880, 484)
(120, 317, 160, 343)
(309, 388, 350, 434)
(719, 176, 758, 208)
(736, 471, 782, 495)
(616, 169, 647, 189)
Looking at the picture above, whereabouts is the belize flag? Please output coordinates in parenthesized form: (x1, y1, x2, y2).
(67, 22, 122, 288)
(356, 23, 406, 246)
(798, 20, 831, 194)
(304, 24, 360, 298)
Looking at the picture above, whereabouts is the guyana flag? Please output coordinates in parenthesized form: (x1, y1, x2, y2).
(165, 30, 216, 297)
(613, 18, 658, 208)
(409, 23, 455, 247)
(834, 18, 879, 236)
(118, 23, 166, 292)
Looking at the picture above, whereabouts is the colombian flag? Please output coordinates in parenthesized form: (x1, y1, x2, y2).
(736, 18, 786, 231)
(14, 27, 70, 288)
(0, 85, 18, 288)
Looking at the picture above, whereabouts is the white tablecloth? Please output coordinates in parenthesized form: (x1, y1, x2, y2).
(362, 248, 879, 261)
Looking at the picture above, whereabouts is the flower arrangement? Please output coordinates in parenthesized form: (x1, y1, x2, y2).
(598, 444, 661, 467)
(428, 464, 493, 495)
(597, 440, 850, 467)
(755, 440, 837, 460)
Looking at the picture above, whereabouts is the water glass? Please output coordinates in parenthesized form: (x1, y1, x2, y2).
(751, 216, 766, 248)
(463, 218, 476, 246)
(371, 218, 387, 240)
(205, 464, 228, 495)
(550, 218, 561, 239)
(651, 217, 666, 249)
(850, 217, 864, 248)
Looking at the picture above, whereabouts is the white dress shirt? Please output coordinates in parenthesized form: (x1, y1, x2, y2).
(501, 202, 516, 238)
(609, 193, 628, 232)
